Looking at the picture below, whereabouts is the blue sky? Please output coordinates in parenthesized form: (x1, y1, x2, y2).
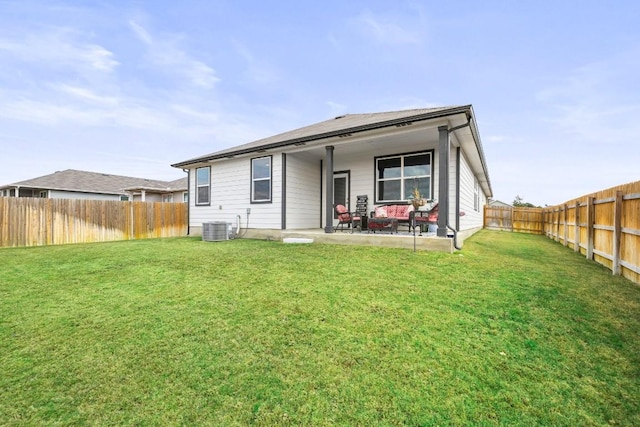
(1, 0, 638, 206)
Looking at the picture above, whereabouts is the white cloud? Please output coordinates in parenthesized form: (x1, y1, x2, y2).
(485, 135, 509, 143)
(0, 28, 118, 73)
(128, 20, 153, 45)
(55, 84, 119, 106)
(129, 20, 220, 89)
(232, 39, 280, 85)
(536, 48, 640, 144)
(351, 9, 424, 45)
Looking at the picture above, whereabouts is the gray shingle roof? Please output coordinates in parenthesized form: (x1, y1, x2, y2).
(1, 170, 187, 195)
(172, 105, 470, 167)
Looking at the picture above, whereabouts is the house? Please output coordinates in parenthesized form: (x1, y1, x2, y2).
(489, 199, 512, 208)
(0, 169, 188, 202)
(171, 105, 492, 249)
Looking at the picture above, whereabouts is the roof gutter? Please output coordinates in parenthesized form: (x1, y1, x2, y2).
(465, 106, 493, 198)
(171, 105, 473, 168)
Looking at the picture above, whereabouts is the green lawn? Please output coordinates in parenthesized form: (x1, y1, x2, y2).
(1, 230, 638, 426)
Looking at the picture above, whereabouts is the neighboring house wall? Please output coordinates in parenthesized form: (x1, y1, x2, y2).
(131, 191, 187, 202)
(48, 190, 121, 201)
(132, 194, 163, 202)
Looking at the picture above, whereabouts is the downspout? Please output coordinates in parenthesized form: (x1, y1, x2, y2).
(442, 114, 472, 250)
(183, 169, 190, 235)
(456, 147, 461, 232)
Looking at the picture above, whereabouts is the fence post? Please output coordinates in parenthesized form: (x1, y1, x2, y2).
(130, 202, 134, 240)
(612, 191, 623, 275)
(574, 201, 580, 252)
(586, 197, 595, 260)
(555, 207, 561, 242)
(563, 204, 568, 246)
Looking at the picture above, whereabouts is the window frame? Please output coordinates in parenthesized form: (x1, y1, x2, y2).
(195, 166, 211, 206)
(374, 150, 434, 204)
(250, 155, 272, 204)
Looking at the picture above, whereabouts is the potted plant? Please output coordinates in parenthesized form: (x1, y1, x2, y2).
(408, 186, 425, 210)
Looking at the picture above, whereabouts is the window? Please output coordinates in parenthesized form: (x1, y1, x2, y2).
(196, 166, 211, 205)
(162, 194, 173, 203)
(39, 191, 47, 198)
(120, 195, 129, 201)
(182, 192, 188, 203)
(251, 156, 271, 203)
(375, 151, 432, 202)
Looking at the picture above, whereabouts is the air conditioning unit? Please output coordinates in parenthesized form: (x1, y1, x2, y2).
(202, 221, 229, 242)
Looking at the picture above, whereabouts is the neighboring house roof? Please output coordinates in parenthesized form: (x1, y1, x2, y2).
(1, 169, 187, 195)
(489, 199, 512, 208)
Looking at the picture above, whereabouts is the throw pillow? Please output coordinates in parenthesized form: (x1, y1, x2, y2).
(375, 206, 387, 218)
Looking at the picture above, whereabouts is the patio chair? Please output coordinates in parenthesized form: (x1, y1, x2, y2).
(334, 204, 360, 232)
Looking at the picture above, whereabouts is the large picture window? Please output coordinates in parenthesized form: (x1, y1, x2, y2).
(195, 166, 210, 205)
(251, 156, 272, 203)
(375, 151, 432, 203)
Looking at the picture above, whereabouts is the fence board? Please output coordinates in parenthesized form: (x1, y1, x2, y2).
(0, 197, 187, 248)
(485, 181, 640, 285)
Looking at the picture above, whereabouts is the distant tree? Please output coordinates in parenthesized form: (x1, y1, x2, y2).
(512, 195, 538, 208)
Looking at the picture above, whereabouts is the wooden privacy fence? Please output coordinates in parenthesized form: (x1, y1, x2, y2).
(484, 206, 544, 234)
(485, 181, 640, 285)
(0, 197, 187, 248)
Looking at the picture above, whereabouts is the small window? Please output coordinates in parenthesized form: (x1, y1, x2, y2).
(196, 166, 211, 205)
(120, 195, 130, 201)
(39, 191, 48, 198)
(182, 192, 188, 203)
(162, 194, 173, 203)
(251, 156, 272, 203)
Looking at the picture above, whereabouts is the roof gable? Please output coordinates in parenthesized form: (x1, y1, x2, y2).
(172, 105, 469, 167)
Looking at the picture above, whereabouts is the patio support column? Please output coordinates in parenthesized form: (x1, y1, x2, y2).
(437, 125, 450, 237)
(324, 145, 335, 233)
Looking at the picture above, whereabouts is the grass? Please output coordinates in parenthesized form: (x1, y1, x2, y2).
(0, 230, 638, 426)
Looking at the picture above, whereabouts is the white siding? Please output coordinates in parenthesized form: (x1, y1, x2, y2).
(457, 150, 484, 230)
(188, 154, 282, 229)
(286, 154, 321, 229)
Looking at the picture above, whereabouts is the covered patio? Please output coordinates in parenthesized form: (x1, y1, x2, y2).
(239, 227, 458, 252)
